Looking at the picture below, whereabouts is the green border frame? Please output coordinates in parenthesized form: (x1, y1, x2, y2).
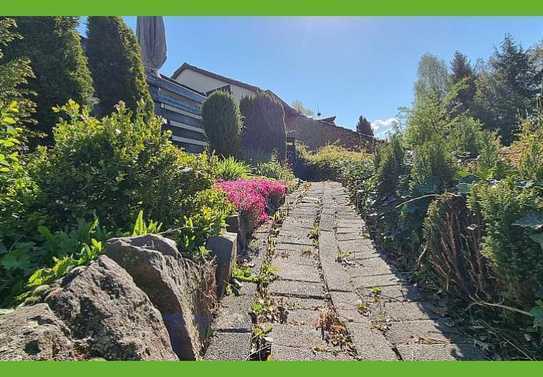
(2, 0, 543, 16)
(0, 361, 542, 375)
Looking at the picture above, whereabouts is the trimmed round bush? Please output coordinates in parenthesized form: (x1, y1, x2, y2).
(202, 91, 242, 157)
(240, 92, 286, 161)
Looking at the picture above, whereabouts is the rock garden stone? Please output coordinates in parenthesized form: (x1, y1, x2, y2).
(106, 234, 216, 360)
(45, 255, 177, 360)
(0, 304, 77, 360)
(206, 231, 238, 297)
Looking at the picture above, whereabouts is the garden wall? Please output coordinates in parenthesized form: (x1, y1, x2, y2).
(285, 112, 361, 151)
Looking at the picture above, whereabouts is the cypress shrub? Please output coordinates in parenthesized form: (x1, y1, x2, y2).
(3, 17, 94, 145)
(0, 17, 34, 125)
(86, 16, 154, 118)
(240, 91, 286, 161)
(201, 91, 242, 157)
(409, 140, 455, 195)
(375, 133, 406, 195)
(469, 179, 543, 310)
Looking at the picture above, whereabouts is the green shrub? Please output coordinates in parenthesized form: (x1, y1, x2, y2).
(371, 134, 454, 270)
(86, 17, 154, 118)
(375, 133, 406, 195)
(211, 155, 251, 181)
(239, 147, 278, 165)
(4, 209, 162, 306)
(174, 188, 234, 260)
(1, 216, 111, 306)
(469, 179, 543, 309)
(446, 116, 486, 157)
(0, 18, 34, 126)
(409, 140, 456, 195)
(476, 130, 507, 179)
(131, 209, 162, 236)
(339, 157, 375, 211)
(240, 92, 286, 161)
(3, 17, 94, 145)
(253, 156, 296, 185)
(0, 101, 35, 303)
(295, 144, 370, 182)
(24, 237, 103, 294)
(28, 100, 214, 231)
(202, 91, 242, 158)
(514, 119, 543, 182)
(0, 101, 35, 242)
(404, 93, 448, 147)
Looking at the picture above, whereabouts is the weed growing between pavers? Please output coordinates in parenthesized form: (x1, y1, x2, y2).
(315, 307, 352, 349)
(311, 195, 358, 358)
(248, 185, 309, 360)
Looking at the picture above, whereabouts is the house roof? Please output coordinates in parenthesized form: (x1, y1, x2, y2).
(171, 63, 261, 93)
(171, 63, 353, 133)
(157, 74, 207, 97)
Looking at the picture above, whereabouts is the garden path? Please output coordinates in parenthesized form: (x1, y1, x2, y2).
(266, 181, 485, 360)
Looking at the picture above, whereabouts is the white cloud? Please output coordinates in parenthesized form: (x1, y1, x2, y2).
(371, 118, 400, 139)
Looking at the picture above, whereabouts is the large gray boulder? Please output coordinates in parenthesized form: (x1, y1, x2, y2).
(45, 255, 177, 360)
(0, 304, 77, 360)
(105, 234, 216, 360)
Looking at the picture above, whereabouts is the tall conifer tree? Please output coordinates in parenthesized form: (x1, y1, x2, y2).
(356, 115, 374, 137)
(3, 17, 94, 145)
(86, 16, 153, 118)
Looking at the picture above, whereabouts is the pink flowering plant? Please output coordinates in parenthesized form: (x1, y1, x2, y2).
(216, 178, 287, 230)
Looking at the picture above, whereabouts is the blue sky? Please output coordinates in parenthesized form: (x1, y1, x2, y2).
(80, 17, 543, 137)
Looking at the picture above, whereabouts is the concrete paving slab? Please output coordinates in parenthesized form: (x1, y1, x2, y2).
(273, 259, 321, 283)
(396, 343, 484, 360)
(285, 308, 321, 326)
(336, 232, 364, 241)
(282, 297, 327, 311)
(384, 301, 442, 321)
(321, 263, 353, 292)
(204, 331, 252, 360)
(276, 234, 313, 246)
(385, 319, 464, 345)
(352, 273, 404, 289)
(269, 280, 325, 299)
(345, 322, 398, 360)
(271, 323, 327, 349)
(272, 251, 318, 267)
(212, 283, 256, 332)
(347, 258, 394, 277)
(271, 345, 353, 360)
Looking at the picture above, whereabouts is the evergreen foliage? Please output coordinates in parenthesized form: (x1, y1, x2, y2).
(240, 91, 287, 161)
(3, 17, 94, 145)
(86, 16, 154, 117)
(201, 91, 242, 157)
(356, 115, 373, 137)
(0, 18, 34, 125)
(374, 133, 406, 195)
(448, 51, 476, 115)
(473, 35, 539, 144)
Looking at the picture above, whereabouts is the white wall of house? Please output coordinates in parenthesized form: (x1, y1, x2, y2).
(174, 69, 256, 103)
